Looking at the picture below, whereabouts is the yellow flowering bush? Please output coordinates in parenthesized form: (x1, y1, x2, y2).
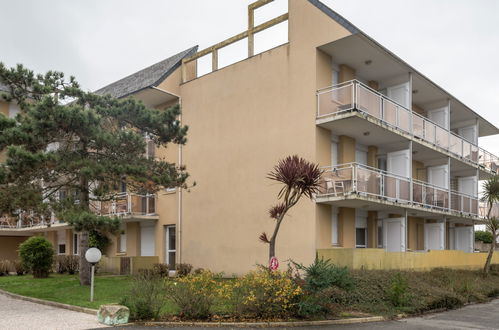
(165, 270, 222, 319)
(227, 268, 303, 318)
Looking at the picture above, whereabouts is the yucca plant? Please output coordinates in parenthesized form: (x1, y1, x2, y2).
(259, 155, 322, 262)
(482, 175, 499, 275)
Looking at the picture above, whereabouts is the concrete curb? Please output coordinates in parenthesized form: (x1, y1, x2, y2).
(0, 289, 98, 316)
(138, 316, 386, 327)
(0, 289, 386, 327)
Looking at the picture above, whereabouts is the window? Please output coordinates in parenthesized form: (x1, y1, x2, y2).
(166, 225, 176, 270)
(355, 210, 367, 248)
(57, 230, 66, 255)
(119, 231, 127, 253)
(356, 228, 367, 248)
(120, 181, 127, 193)
(331, 207, 339, 245)
(377, 220, 383, 248)
(73, 233, 79, 255)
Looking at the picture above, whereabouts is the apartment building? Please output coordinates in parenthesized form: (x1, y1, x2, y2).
(1, 0, 499, 273)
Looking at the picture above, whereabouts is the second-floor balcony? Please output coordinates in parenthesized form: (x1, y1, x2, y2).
(316, 162, 492, 220)
(317, 80, 499, 173)
(92, 192, 156, 217)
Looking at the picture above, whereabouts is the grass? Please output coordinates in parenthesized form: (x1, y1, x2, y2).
(0, 274, 130, 309)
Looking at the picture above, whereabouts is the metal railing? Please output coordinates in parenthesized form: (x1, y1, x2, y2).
(317, 80, 499, 172)
(0, 215, 57, 229)
(91, 192, 156, 217)
(479, 203, 499, 219)
(317, 162, 481, 218)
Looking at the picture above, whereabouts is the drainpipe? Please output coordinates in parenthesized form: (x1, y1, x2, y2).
(177, 97, 183, 265)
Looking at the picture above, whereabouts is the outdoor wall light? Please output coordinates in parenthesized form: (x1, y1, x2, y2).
(85, 247, 102, 302)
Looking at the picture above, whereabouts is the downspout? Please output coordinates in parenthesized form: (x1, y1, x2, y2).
(150, 86, 183, 264)
(178, 97, 183, 265)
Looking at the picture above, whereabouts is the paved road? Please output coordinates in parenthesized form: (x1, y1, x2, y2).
(118, 299, 499, 330)
(0, 292, 108, 330)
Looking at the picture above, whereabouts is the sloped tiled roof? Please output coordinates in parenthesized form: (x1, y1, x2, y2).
(94, 46, 198, 98)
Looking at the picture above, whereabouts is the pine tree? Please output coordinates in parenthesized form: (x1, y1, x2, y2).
(0, 63, 189, 285)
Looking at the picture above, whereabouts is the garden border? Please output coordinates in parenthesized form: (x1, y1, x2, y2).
(0, 289, 98, 316)
(0, 288, 386, 327)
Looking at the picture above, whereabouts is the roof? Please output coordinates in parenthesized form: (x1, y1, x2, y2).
(308, 0, 499, 135)
(94, 46, 198, 98)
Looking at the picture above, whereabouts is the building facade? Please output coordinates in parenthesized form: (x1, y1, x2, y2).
(1, 0, 499, 274)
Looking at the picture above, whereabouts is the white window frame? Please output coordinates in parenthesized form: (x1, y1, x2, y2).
(355, 210, 368, 248)
(119, 230, 127, 253)
(165, 225, 176, 267)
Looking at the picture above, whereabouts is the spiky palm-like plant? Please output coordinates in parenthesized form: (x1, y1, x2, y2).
(482, 175, 499, 275)
(259, 155, 322, 262)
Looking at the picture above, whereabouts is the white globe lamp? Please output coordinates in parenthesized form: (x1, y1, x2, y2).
(85, 247, 102, 302)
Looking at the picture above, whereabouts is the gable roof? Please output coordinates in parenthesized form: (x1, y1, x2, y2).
(94, 46, 198, 98)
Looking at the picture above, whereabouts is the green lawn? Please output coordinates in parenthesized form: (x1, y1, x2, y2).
(0, 274, 130, 309)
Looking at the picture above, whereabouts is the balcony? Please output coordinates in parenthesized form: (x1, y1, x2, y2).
(317, 163, 485, 219)
(317, 80, 499, 173)
(92, 192, 156, 217)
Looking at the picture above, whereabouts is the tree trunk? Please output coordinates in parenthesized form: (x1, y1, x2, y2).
(484, 233, 497, 275)
(79, 231, 91, 285)
(78, 172, 91, 286)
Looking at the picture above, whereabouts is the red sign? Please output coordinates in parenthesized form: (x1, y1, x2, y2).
(269, 256, 279, 270)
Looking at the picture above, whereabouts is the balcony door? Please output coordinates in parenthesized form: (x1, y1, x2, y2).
(424, 222, 444, 251)
(383, 217, 406, 252)
(455, 226, 474, 253)
(386, 149, 410, 200)
(386, 83, 410, 108)
(458, 125, 477, 144)
(140, 222, 156, 256)
(428, 107, 449, 129)
(428, 165, 449, 189)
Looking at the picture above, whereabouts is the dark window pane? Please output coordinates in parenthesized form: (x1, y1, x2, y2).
(59, 244, 66, 254)
(356, 228, 366, 247)
(168, 226, 176, 250)
(168, 251, 176, 270)
(378, 226, 383, 247)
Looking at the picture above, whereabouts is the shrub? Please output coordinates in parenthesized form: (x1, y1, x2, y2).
(120, 271, 166, 320)
(294, 257, 354, 292)
(193, 267, 205, 275)
(152, 263, 169, 277)
(422, 294, 464, 311)
(56, 256, 67, 274)
(175, 263, 193, 277)
(0, 260, 9, 276)
(387, 273, 410, 307)
(10, 260, 25, 275)
(475, 230, 493, 244)
(165, 270, 220, 319)
(19, 236, 54, 278)
(228, 269, 302, 318)
(65, 255, 79, 274)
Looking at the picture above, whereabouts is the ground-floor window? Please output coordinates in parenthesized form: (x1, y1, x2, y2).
(377, 220, 383, 248)
(119, 231, 127, 253)
(57, 229, 66, 255)
(166, 225, 176, 269)
(355, 211, 367, 248)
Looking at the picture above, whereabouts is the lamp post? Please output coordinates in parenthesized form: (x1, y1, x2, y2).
(85, 247, 102, 302)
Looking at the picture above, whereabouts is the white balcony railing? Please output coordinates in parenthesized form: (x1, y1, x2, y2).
(317, 163, 482, 218)
(92, 192, 156, 217)
(317, 80, 499, 172)
(0, 215, 57, 229)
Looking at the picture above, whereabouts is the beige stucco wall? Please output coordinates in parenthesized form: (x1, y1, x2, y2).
(407, 216, 425, 251)
(0, 236, 28, 261)
(177, 0, 352, 274)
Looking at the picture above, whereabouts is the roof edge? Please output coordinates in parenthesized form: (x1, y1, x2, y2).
(152, 45, 198, 87)
(307, 0, 360, 34)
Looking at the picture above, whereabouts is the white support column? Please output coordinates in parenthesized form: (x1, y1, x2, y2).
(443, 216, 447, 250)
(408, 72, 413, 134)
(448, 157, 451, 211)
(409, 141, 413, 204)
(404, 209, 408, 252)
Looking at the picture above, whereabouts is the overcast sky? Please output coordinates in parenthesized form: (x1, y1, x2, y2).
(1, 0, 498, 154)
